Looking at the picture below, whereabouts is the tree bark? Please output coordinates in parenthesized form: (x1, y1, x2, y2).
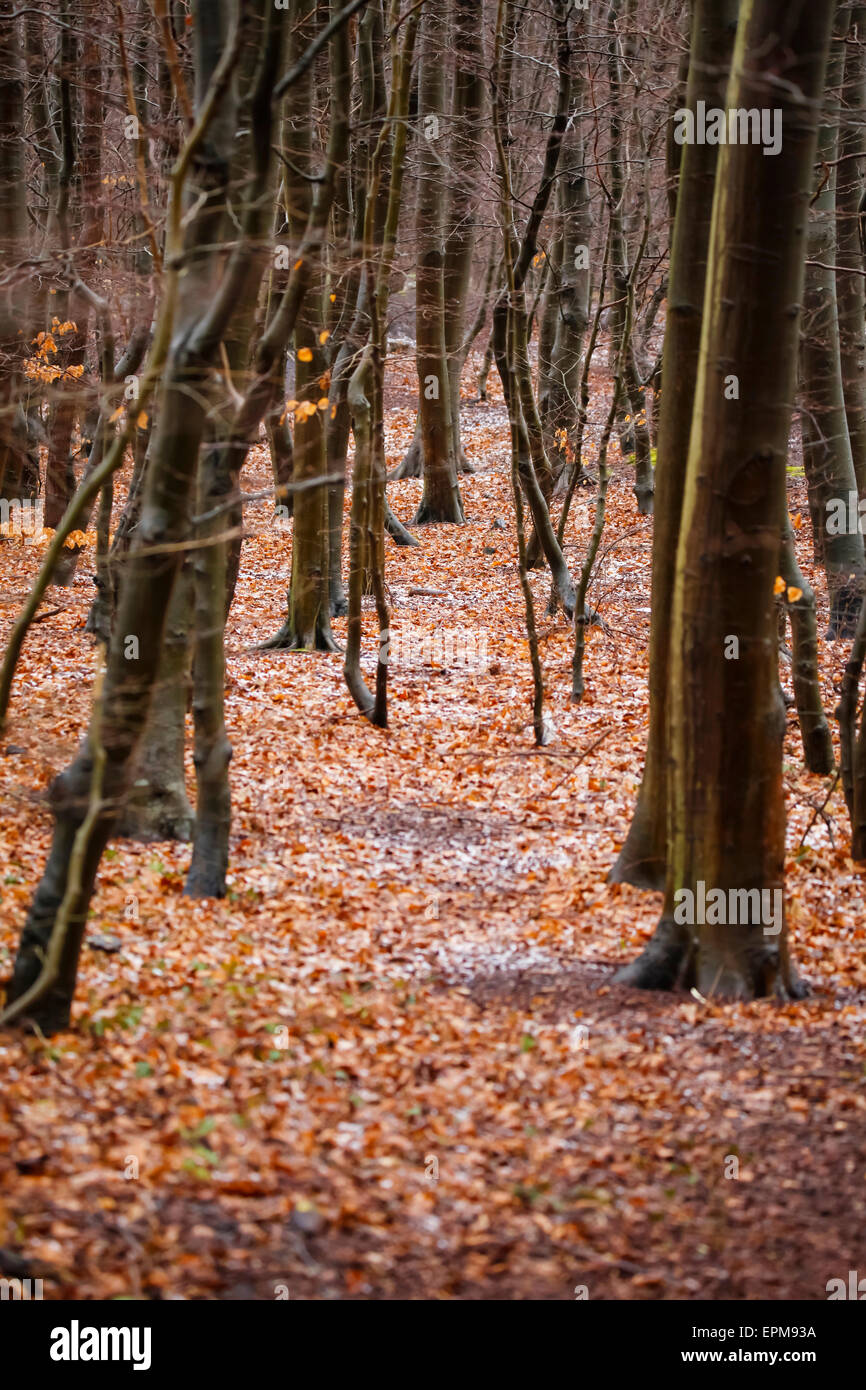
(610, 0, 739, 889)
(616, 0, 835, 999)
(413, 1, 464, 525)
(836, 3, 866, 497)
(2, 0, 255, 1033)
(800, 11, 865, 640)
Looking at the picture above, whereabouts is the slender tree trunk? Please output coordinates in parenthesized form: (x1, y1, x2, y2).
(840, 594, 866, 858)
(836, 3, 866, 497)
(538, 120, 592, 478)
(800, 13, 865, 640)
(184, 448, 232, 897)
(442, 0, 484, 476)
(119, 0, 278, 839)
(779, 513, 834, 775)
(344, 5, 418, 721)
(263, 3, 337, 650)
(606, 0, 653, 515)
(2, 0, 256, 1034)
(0, 2, 39, 507)
(491, 0, 575, 611)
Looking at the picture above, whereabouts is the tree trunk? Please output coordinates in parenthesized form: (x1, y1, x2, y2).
(413, 2, 464, 525)
(610, 0, 739, 889)
(538, 120, 592, 478)
(2, 0, 256, 1034)
(184, 447, 232, 897)
(836, 3, 866, 498)
(0, 1, 39, 507)
(606, 0, 654, 515)
(779, 513, 834, 775)
(263, 0, 353, 647)
(442, 0, 484, 476)
(616, 0, 835, 999)
(118, 562, 194, 842)
(800, 12, 865, 640)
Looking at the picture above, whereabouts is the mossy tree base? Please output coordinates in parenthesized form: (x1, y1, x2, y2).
(614, 917, 809, 1002)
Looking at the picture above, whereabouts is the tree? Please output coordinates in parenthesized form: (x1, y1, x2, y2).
(611, 0, 739, 890)
(799, 5, 864, 640)
(411, 1, 465, 525)
(617, 0, 836, 998)
(1, 0, 275, 1031)
(0, 1, 39, 508)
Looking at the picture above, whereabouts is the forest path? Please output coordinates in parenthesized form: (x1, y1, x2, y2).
(0, 384, 864, 1298)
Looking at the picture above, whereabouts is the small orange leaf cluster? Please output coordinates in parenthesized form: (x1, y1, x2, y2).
(26, 319, 82, 382)
(24, 359, 84, 383)
(283, 396, 331, 424)
(774, 575, 803, 603)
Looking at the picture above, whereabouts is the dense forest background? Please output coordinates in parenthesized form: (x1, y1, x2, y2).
(0, 0, 865, 1303)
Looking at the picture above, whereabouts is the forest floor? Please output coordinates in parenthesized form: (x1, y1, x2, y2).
(1, 353, 865, 1300)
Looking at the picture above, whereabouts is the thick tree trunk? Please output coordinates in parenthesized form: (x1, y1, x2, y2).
(616, 0, 835, 999)
(118, 563, 195, 842)
(610, 0, 738, 889)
